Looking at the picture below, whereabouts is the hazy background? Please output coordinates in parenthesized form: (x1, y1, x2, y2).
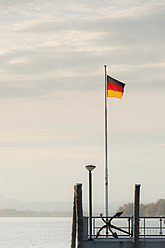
(0, 0, 164, 210)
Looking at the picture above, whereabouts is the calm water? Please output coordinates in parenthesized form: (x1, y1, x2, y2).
(0, 217, 72, 248)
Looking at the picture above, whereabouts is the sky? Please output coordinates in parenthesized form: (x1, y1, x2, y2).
(0, 0, 165, 207)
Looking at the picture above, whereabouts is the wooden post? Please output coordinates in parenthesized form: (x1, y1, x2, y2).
(70, 184, 84, 248)
(70, 186, 77, 248)
(76, 184, 84, 248)
(133, 184, 141, 248)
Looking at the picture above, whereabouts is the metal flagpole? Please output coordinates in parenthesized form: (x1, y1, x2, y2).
(104, 65, 108, 220)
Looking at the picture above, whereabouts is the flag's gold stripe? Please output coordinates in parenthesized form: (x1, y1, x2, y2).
(107, 90, 123, 99)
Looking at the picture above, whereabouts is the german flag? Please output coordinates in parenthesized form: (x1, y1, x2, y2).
(107, 75, 125, 99)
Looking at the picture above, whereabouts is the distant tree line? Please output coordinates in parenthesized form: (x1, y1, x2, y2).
(0, 199, 165, 217)
(117, 199, 165, 216)
(0, 209, 71, 217)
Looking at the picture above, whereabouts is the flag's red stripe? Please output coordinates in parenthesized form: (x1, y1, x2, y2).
(107, 82, 124, 93)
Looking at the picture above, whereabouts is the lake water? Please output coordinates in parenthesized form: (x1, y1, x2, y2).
(0, 216, 164, 247)
(0, 217, 72, 248)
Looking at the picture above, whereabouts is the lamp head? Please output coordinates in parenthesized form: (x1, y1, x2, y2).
(85, 165, 96, 172)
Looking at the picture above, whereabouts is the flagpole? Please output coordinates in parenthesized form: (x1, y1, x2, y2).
(104, 65, 108, 220)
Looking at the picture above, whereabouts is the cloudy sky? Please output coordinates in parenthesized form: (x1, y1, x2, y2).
(0, 0, 165, 207)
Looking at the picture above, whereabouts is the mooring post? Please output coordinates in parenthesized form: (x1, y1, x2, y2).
(76, 183, 84, 248)
(70, 184, 84, 248)
(70, 186, 77, 248)
(133, 184, 141, 248)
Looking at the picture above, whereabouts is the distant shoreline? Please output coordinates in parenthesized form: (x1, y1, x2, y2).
(0, 198, 164, 217)
(0, 209, 72, 217)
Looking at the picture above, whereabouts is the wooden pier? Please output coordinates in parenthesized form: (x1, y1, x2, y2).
(70, 183, 165, 248)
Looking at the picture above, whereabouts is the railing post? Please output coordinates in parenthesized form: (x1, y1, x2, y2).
(144, 217, 145, 239)
(128, 217, 131, 236)
(93, 217, 95, 238)
(160, 217, 162, 235)
(133, 184, 141, 248)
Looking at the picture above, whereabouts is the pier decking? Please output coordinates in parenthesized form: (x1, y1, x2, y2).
(84, 238, 165, 248)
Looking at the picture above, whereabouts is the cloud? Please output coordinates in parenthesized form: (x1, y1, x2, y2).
(0, 0, 165, 97)
(0, 48, 164, 99)
(0, 0, 164, 204)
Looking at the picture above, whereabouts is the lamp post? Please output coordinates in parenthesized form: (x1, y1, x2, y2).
(85, 165, 96, 241)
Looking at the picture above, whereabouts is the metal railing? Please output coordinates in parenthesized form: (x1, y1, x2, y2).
(91, 216, 165, 239)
